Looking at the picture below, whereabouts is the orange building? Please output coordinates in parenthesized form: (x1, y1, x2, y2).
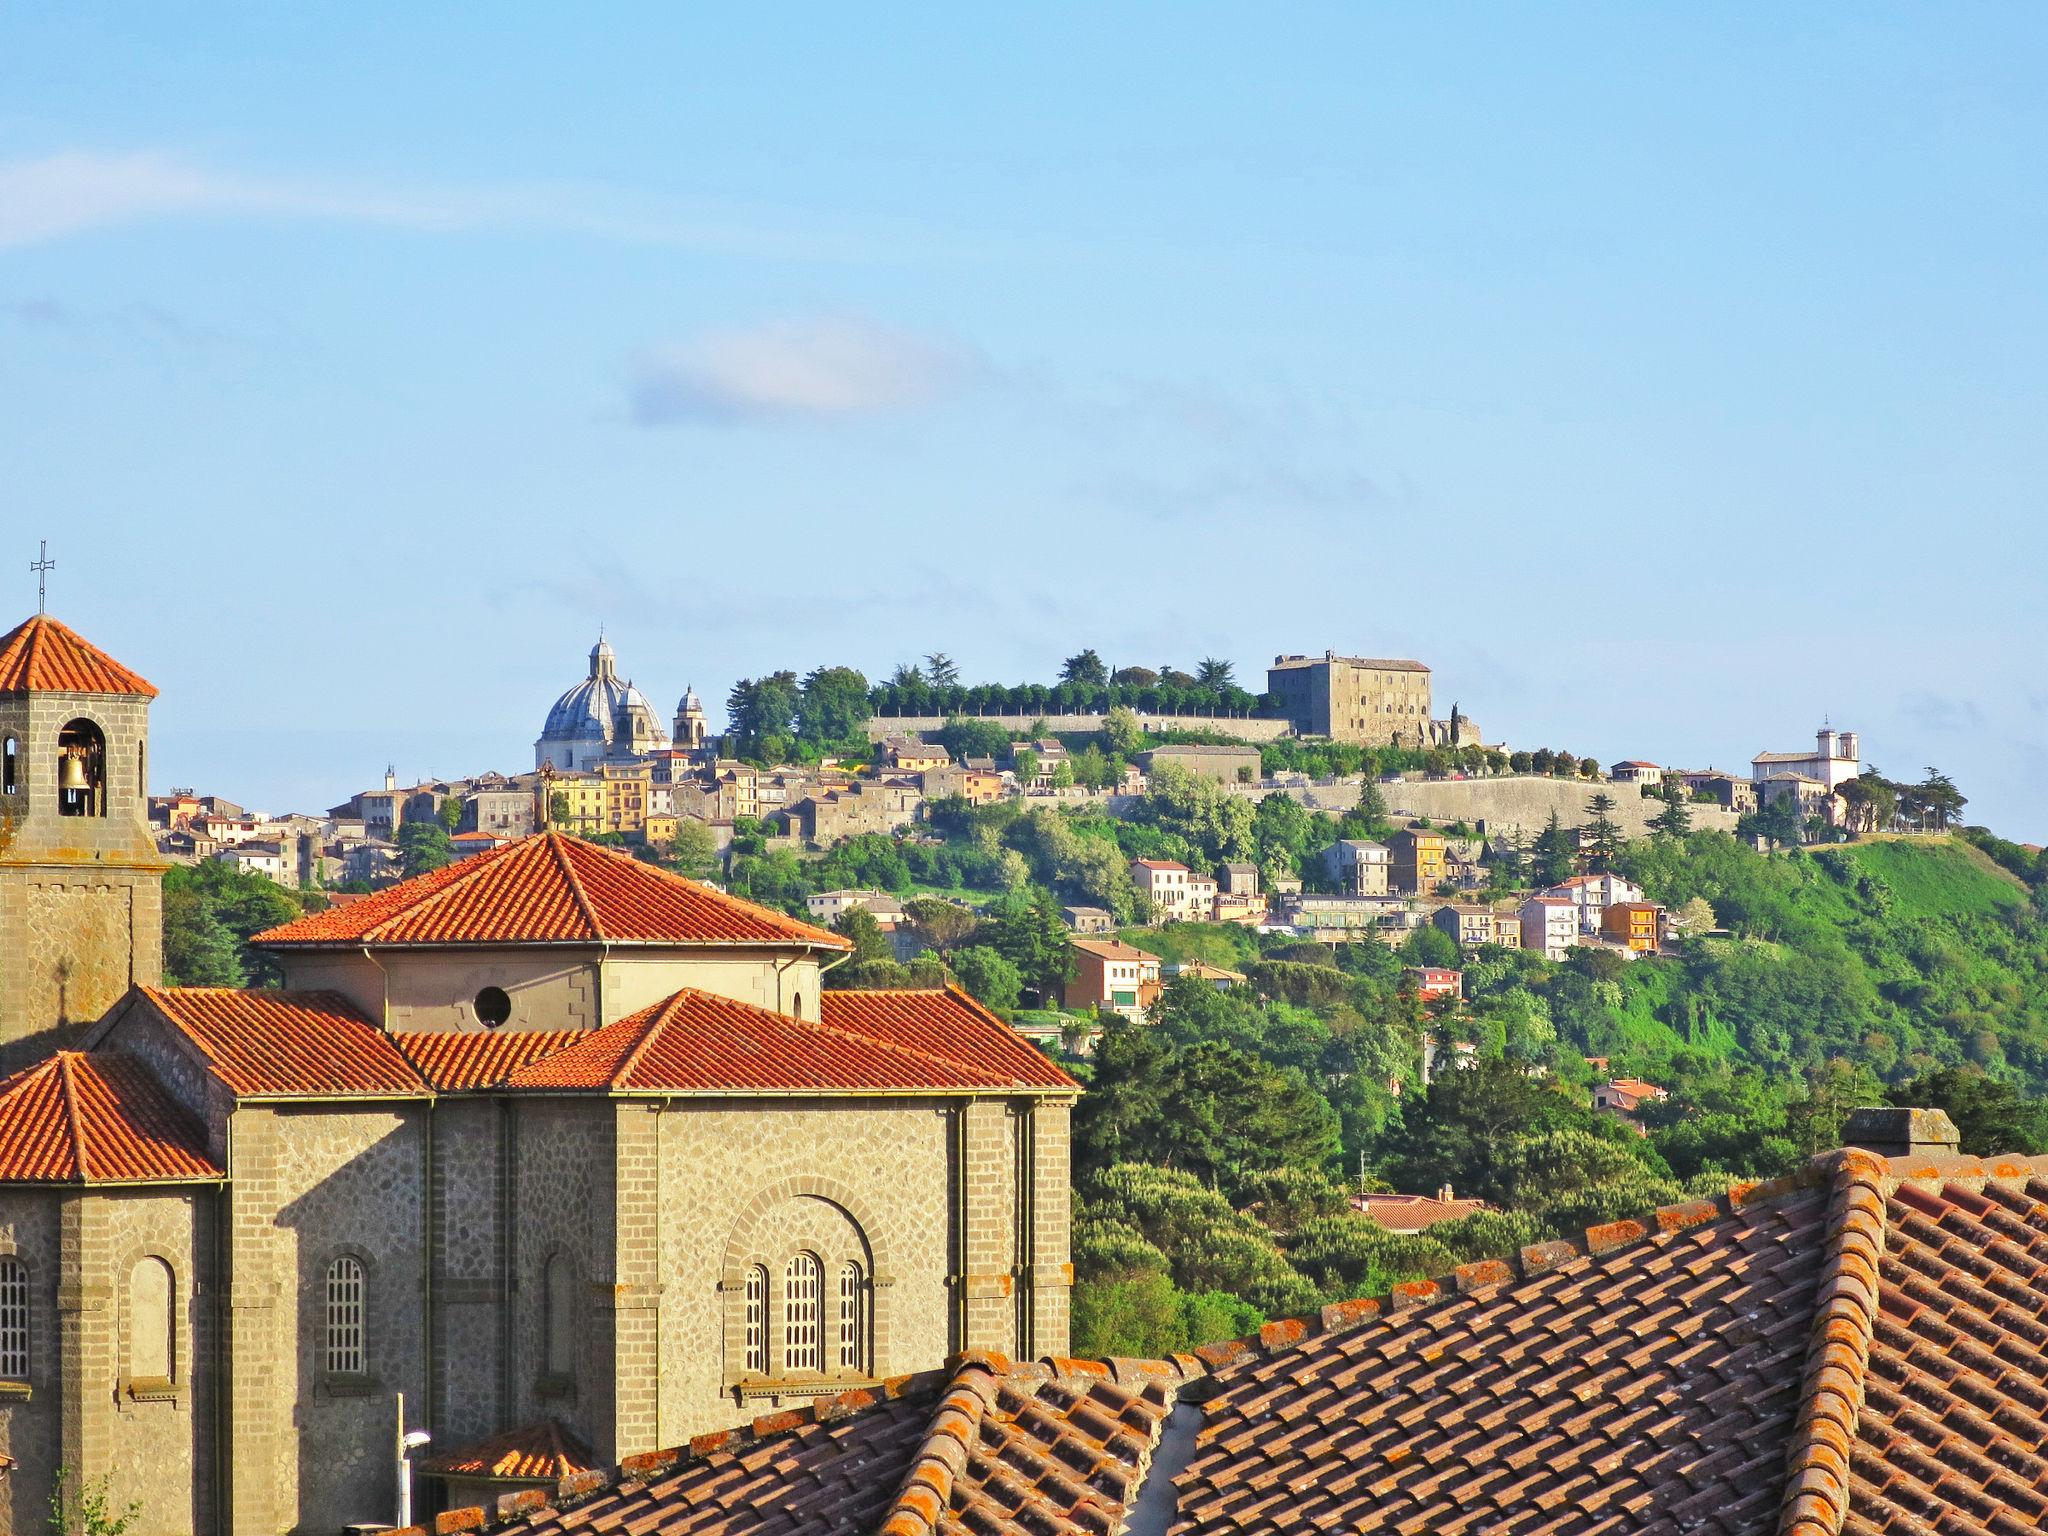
(1063, 938, 1163, 1019)
(1388, 829, 1448, 894)
(1601, 901, 1664, 953)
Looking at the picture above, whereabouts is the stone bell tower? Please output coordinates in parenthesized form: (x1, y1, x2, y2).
(0, 612, 165, 1062)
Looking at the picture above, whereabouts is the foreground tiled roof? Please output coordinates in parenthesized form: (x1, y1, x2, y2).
(134, 987, 429, 1098)
(394, 1029, 590, 1091)
(819, 988, 1078, 1090)
(253, 832, 850, 950)
(504, 988, 1074, 1094)
(414, 1146, 2048, 1536)
(423, 1420, 595, 1483)
(0, 1052, 221, 1183)
(0, 613, 158, 697)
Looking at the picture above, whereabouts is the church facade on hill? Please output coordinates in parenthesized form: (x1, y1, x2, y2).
(0, 613, 1075, 1536)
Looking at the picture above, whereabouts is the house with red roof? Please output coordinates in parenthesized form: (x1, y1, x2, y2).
(0, 611, 1082, 1536)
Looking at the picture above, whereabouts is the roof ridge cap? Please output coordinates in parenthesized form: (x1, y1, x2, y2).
(612, 992, 684, 1087)
(56, 1052, 91, 1181)
(350, 840, 517, 943)
(547, 834, 605, 939)
(1775, 1149, 1889, 1536)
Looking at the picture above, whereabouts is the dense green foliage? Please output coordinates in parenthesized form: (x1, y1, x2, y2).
(162, 862, 316, 987)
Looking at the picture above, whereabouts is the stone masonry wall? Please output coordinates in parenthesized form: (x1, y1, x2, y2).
(0, 1195, 61, 1536)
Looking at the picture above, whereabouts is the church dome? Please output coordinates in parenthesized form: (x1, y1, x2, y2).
(536, 632, 666, 766)
(677, 686, 704, 714)
(542, 675, 630, 742)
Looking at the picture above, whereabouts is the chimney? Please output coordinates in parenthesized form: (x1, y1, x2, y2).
(1437, 1183, 1454, 1203)
(1843, 1107, 1960, 1160)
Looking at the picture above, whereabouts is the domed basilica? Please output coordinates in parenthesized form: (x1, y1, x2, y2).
(534, 632, 706, 770)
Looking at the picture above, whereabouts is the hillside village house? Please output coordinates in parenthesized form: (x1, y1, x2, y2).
(1602, 900, 1666, 954)
(1541, 871, 1646, 935)
(1062, 938, 1162, 1020)
(1059, 905, 1115, 935)
(1387, 827, 1448, 894)
(1129, 858, 1217, 921)
(1319, 838, 1391, 896)
(1135, 743, 1262, 785)
(1519, 893, 1581, 961)
(1680, 768, 1757, 815)
(1609, 760, 1664, 786)
(1431, 903, 1519, 951)
(0, 612, 1077, 1536)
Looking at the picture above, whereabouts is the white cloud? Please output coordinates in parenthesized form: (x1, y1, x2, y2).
(629, 315, 979, 425)
(0, 151, 466, 248)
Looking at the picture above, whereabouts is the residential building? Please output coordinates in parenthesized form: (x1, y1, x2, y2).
(449, 829, 508, 859)
(1131, 858, 1198, 919)
(783, 778, 923, 844)
(1170, 960, 1246, 990)
(600, 758, 653, 836)
(1541, 871, 1647, 935)
(1266, 651, 1433, 746)
(543, 770, 607, 834)
(1061, 905, 1115, 934)
(1519, 894, 1580, 961)
(1063, 937, 1163, 1019)
(1593, 1075, 1670, 1133)
(1609, 760, 1663, 786)
(1320, 839, 1390, 896)
(1431, 903, 1504, 950)
(1278, 892, 1419, 943)
(1219, 862, 1259, 897)
(1387, 828, 1448, 894)
(1757, 772, 1834, 826)
(878, 737, 953, 774)
(1404, 966, 1463, 1003)
(1601, 900, 1665, 954)
(1136, 743, 1262, 785)
(920, 764, 1004, 805)
(462, 784, 537, 838)
(1351, 1186, 1488, 1232)
(342, 839, 402, 885)
(806, 889, 909, 929)
(214, 839, 290, 883)
(1680, 769, 1757, 815)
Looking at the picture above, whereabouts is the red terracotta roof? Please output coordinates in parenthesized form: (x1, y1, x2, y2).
(394, 1029, 589, 1091)
(0, 1052, 221, 1183)
(819, 988, 1077, 1090)
(1351, 1189, 1489, 1231)
(252, 832, 850, 950)
(504, 988, 1069, 1094)
(436, 1146, 2048, 1536)
(423, 1420, 595, 1483)
(135, 987, 429, 1097)
(506, 1356, 1173, 1536)
(0, 613, 157, 697)
(1069, 937, 1159, 963)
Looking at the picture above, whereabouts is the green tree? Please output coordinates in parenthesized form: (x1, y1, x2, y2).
(923, 652, 961, 688)
(979, 890, 1075, 1002)
(1195, 657, 1237, 694)
(161, 861, 306, 987)
(1584, 793, 1622, 871)
(795, 666, 872, 745)
(1531, 812, 1576, 886)
(951, 944, 1024, 1012)
(904, 895, 978, 953)
(1104, 705, 1146, 756)
(1013, 748, 1040, 786)
(831, 906, 895, 966)
(1648, 784, 1694, 839)
(1914, 767, 1966, 831)
(437, 796, 463, 833)
(936, 717, 1010, 762)
(1401, 925, 1461, 970)
(725, 670, 800, 760)
(398, 819, 453, 878)
(1889, 1067, 2048, 1154)
(1060, 649, 1109, 688)
(662, 817, 719, 880)
(162, 881, 246, 986)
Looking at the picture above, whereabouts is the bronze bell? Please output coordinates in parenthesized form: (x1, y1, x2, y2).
(59, 752, 90, 792)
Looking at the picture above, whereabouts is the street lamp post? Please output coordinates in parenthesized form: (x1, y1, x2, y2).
(396, 1393, 432, 1529)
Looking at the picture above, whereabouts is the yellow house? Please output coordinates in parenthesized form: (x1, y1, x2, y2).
(545, 771, 606, 834)
(639, 812, 680, 845)
(1601, 901, 1663, 953)
(1389, 829, 1448, 894)
(601, 759, 653, 835)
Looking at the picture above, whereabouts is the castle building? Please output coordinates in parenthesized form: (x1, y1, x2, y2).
(533, 636, 668, 772)
(0, 615, 1075, 1536)
(1266, 652, 1433, 746)
(0, 615, 167, 1064)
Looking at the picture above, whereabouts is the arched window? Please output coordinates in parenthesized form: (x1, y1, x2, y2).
(129, 1257, 174, 1381)
(744, 1265, 767, 1375)
(57, 718, 107, 818)
(324, 1256, 366, 1375)
(783, 1254, 821, 1373)
(837, 1261, 864, 1373)
(544, 1253, 575, 1378)
(2, 735, 17, 797)
(0, 1257, 27, 1379)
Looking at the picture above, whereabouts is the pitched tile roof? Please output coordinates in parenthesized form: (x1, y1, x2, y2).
(0, 613, 158, 697)
(1350, 1189, 1489, 1231)
(1070, 938, 1159, 963)
(497, 1356, 1175, 1536)
(0, 1052, 221, 1183)
(135, 987, 429, 1098)
(503, 988, 1073, 1095)
(819, 988, 1078, 1091)
(393, 1029, 590, 1091)
(422, 1420, 596, 1483)
(417, 1146, 2048, 1536)
(252, 832, 850, 950)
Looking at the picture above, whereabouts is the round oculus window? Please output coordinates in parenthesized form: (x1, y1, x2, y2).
(473, 986, 512, 1027)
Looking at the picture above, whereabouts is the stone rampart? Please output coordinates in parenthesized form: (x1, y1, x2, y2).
(1216, 774, 1742, 839)
(865, 713, 1293, 744)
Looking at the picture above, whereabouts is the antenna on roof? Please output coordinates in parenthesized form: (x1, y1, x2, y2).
(30, 540, 54, 615)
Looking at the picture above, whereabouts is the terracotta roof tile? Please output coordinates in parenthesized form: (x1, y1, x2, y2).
(0, 613, 157, 697)
(503, 989, 1065, 1094)
(252, 832, 850, 950)
(394, 1030, 590, 1091)
(136, 987, 429, 1097)
(423, 1420, 596, 1482)
(819, 988, 1077, 1091)
(0, 1052, 220, 1183)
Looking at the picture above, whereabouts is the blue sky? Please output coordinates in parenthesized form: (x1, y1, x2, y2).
(4, 5, 2045, 833)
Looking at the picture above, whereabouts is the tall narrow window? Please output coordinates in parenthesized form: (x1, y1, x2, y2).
(0, 1257, 27, 1379)
(2, 735, 17, 796)
(544, 1254, 574, 1378)
(837, 1262, 864, 1372)
(744, 1266, 767, 1374)
(783, 1254, 820, 1373)
(129, 1257, 174, 1381)
(324, 1256, 365, 1374)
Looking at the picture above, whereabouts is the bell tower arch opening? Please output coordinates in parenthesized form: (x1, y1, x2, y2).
(57, 717, 107, 817)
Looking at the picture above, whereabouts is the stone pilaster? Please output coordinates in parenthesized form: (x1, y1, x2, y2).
(958, 1099, 1018, 1356)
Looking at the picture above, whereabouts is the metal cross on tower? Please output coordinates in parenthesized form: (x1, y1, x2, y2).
(30, 541, 54, 614)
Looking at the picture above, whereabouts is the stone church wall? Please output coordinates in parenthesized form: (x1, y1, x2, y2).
(0, 1195, 61, 1536)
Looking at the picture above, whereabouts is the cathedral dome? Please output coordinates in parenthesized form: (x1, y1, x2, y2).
(542, 676, 630, 742)
(535, 633, 667, 768)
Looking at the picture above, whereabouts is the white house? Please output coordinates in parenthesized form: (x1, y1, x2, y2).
(1519, 895, 1581, 961)
(1541, 872, 1647, 935)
